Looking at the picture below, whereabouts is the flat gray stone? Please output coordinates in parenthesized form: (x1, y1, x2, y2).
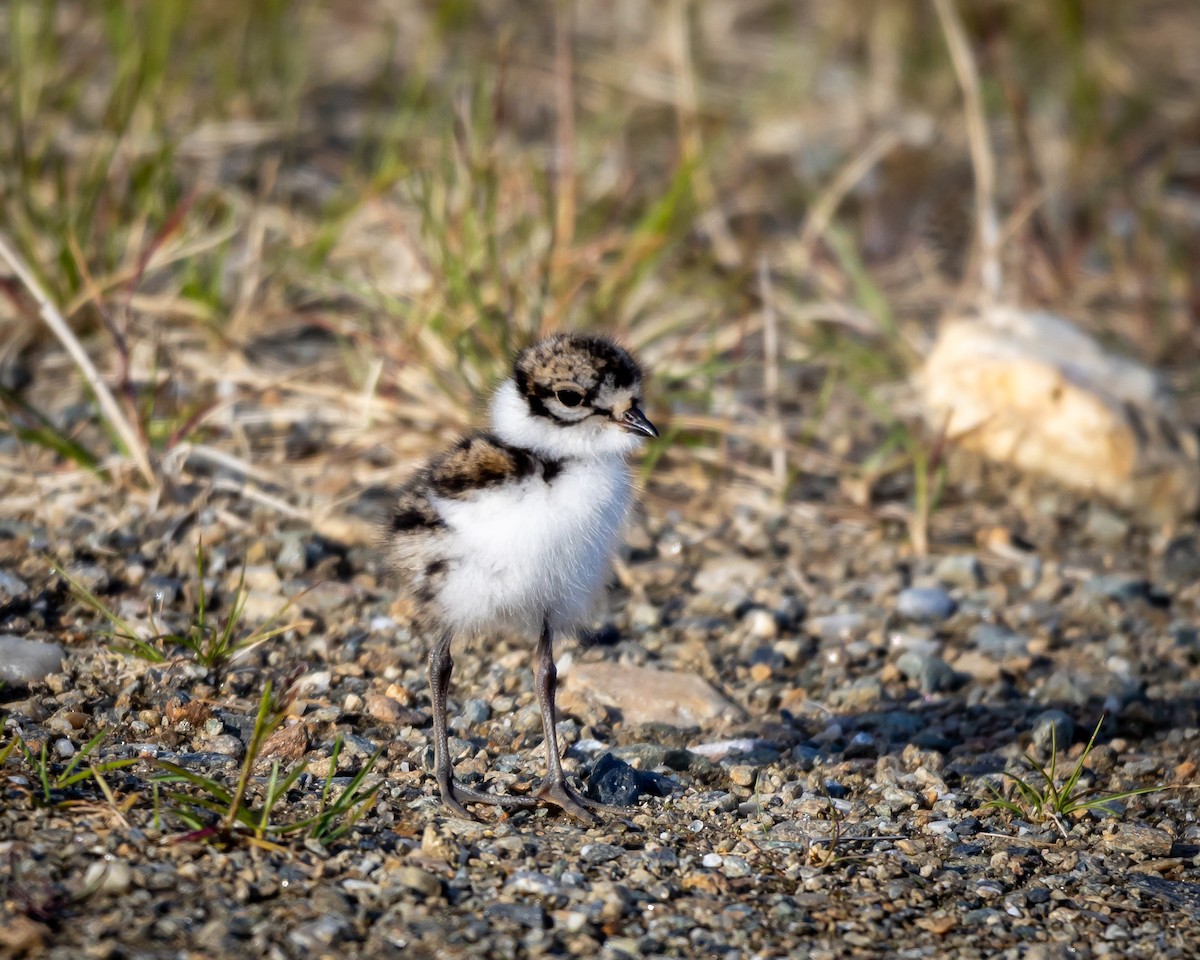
(896, 587, 957, 623)
(0, 635, 65, 686)
(562, 661, 742, 728)
(0, 570, 28, 601)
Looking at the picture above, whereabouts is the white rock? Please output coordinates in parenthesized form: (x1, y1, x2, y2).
(919, 307, 1200, 522)
(83, 859, 133, 896)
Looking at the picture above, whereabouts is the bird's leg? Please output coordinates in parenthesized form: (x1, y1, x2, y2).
(428, 631, 472, 818)
(533, 618, 608, 824)
(428, 630, 539, 817)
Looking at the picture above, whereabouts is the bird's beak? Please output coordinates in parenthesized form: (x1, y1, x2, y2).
(621, 403, 659, 439)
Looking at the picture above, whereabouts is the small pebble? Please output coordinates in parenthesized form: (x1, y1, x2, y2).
(83, 859, 133, 896)
(241, 564, 282, 593)
(484, 903, 548, 930)
(507, 872, 568, 898)
(206, 735, 245, 758)
(933, 554, 982, 589)
(0, 636, 66, 686)
(393, 866, 441, 898)
(1083, 574, 1148, 604)
(976, 879, 1004, 899)
(896, 587, 957, 623)
(896, 652, 963, 694)
(580, 843, 624, 865)
(721, 856, 751, 879)
(460, 699, 491, 724)
(809, 613, 865, 640)
(1101, 823, 1173, 856)
(1031, 710, 1075, 755)
(0, 570, 28, 599)
(970, 623, 1028, 659)
(296, 670, 332, 695)
(288, 915, 349, 950)
(1085, 506, 1129, 545)
(746, 608, 778, 640)
(728, 765, 757, 787)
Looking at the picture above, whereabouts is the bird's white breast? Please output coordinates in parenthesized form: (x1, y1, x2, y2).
(432, 456, 633, 634)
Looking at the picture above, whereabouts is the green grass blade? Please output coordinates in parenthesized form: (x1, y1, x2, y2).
(57, 757, 137, 789)
(59, 726, 107, 781)
(151, 760, 234, 805)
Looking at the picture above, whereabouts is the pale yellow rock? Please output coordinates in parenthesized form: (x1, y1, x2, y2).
(560, 660, 742, 728)
(919, 307, 1200, 523)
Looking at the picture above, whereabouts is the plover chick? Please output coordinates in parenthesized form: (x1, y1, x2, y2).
(386, 333, 658, 822)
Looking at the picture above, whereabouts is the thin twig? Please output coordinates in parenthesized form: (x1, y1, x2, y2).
(0, 230, 155, 483)
(552, 0, 577, 266)
(796, 129, 901, 266)
(932, 0, 1001, 302)
(667, 0, 740, 269)
(758, 255, 787, 496)
(360, 356, 385, 430)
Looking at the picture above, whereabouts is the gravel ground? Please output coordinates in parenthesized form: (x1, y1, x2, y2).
(3, 461, 1200, 960)
(4, 3, 1200, 957)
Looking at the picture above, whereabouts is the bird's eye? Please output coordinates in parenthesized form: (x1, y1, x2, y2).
(555, 388, 585, 407)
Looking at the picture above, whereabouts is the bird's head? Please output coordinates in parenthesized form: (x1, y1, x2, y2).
(491, 333, 657, 459)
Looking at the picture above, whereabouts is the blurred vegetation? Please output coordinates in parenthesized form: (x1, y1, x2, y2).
(1, 0, 1197, 512)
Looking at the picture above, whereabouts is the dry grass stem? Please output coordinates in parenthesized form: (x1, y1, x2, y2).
(932, 0, 1002, 303)
(667, 0, 741, 269)
(0, 231, 155, 484)
(553, 0, 578, 270)
(795, 129, 901, 269)
(758, 255, 788, 495)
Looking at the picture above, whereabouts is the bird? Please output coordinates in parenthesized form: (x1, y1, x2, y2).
(385, 332, 658, 822)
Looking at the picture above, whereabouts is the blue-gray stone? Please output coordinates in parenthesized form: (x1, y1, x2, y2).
(1083, 574, 1149, 604)
(858, 710, 925, 743)
(1163, 535, 1200, 583)
(896, 651, 964, 694)
(460, 699, 491, 725)
(484, 903, 549, 929)
(970, 623, 1028, 659)
(0, 570, 28, 600)
(1031, 710, 1075, 755)
(0, 635, 65, 686)
(580, 842, 624, 864)
(896, 587, 957, 623)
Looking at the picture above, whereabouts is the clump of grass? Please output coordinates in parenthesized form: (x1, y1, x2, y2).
(55, 541, 305, 671)
(981, 717, 1168, 838)
(0, 727, 136, 808)
(153, 678, 381, 849)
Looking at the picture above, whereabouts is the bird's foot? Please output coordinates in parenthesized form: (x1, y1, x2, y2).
(438, 780, 542, 819)
(535, 776, 625, 825)
(436, 776, 628, 825)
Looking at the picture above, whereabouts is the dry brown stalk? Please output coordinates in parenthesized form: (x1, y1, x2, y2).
(0, 230, 155, 484)
(932, 0, 1002, 303)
